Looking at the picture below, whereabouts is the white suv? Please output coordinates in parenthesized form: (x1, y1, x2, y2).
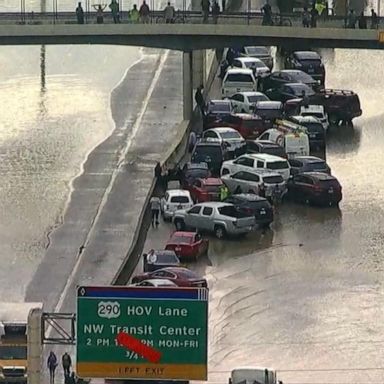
(222, 68, 257, 97)
(160, 189, 193, 221)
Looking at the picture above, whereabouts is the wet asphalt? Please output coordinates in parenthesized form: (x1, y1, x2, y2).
(140, 47, 384, 384)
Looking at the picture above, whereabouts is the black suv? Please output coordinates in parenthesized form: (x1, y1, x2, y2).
(203, 100, 232, 129)
(285, 51, 325, 85)
(191, 140, 231, 176)
(259, 70, 319, 92)
(225, 193, 274, 228)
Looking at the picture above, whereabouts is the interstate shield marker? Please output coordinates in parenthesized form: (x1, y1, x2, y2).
(76, 286, 208, 380)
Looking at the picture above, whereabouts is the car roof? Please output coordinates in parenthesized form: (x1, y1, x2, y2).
(185, 162, 208, 169)
(294, 156, 325, 163)
(230, 193, 268, 202)
(291, 115, 321, 123)
(226, 68, 254, 74)
(209, 99, 231, 105)
(252, 140, 281, 147)
(156, 267, 200, 278)
(301, 104, 324, 112)
(171, 231, 196, 238)
(235, 57, 264, 63)
(302, 172, 336, 180)
(279, 69, 310, 76)
(195, 141, 223, 147)
(195, 201, 233, 208)
(199, 177, 223, 185)
(255, 101, 283, 108)
(285, 82, 313, 89)
(166, 189, 191, 196)
(139, 279, 177, 286)
(234, 113, 262, 120)
(293, 51, 321, 60)
(149, 249, 177, 256)
(245, 153, 287, 161)
(237, 91, 266, 97)
(207, 127, 239, 134)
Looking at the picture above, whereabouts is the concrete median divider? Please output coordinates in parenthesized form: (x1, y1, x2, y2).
(112, 47, 223, 286)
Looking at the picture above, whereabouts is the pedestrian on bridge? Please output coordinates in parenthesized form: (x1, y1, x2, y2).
(212, 1, 220, 24)
(47, 351, 58, 384)
(109, 0, 120, 23)
(310, 6, 318, 28)
(347, 9, 356, 28)
(201, 0, 210, 23)
(93, 4, 107, 24)
(370, 9, 378, 29)
(302, 7, 310, 27)
(164, 2, 175, 23)
(222, 0, 226, 12)
(358, 11, 367, 29)
(261, 0, 272, 26)
(76, 2, 84, 24)
(62, 352, 72, 378)
(129, 4, 140, 23)
(139, 0, 150, 23)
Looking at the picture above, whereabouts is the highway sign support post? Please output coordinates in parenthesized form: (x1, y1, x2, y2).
(76, 286, 208, 381)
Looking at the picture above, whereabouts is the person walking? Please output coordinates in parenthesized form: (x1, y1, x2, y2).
(47, 351, 58, 384)
(212, 1, 220, 24)
(164, 2, 175, 23)
(188, 131, 197, 152)
(258, 183, 266, 198)
(347, 9, 356, 28)
(93, 4, 106, 24)
(62, 352, 72, 378)
(370, 8, 378, 29)
(358, 11, 367, 29)
(139, 0, 150, 23)
(201, 0, 210, 23)
(195, 85, 205, 116)
(150, 195, 161, 227)
(302, 6, 310, 27)
(109, 0, 120, 23)
(129, 4, 140, 23)
(310, 5, 318, 28)
(76, 2, 84, 24)
(222, 0, 226, 12)
(261, 0, 272, 25)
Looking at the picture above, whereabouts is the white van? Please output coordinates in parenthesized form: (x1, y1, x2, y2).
(222, 68, 257, 98)
(258, 128, 309, 159)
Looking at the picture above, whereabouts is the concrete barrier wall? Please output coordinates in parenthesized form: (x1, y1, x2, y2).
(112, 46, 222, 286)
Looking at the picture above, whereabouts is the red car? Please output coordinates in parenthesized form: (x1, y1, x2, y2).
(165, 231, 209, 261)
(211, 113, 266, 139)
(131, 267, 207, 288)
(189, 178, 223, 203)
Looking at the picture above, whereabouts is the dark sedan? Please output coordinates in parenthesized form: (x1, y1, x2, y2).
(225, 193, 274, 228)
(259, 70, 319, 92)
(288, 156, 331, 175)
(284, 51, 325, 85)
(265, 83, 316, 103)
(287, 172, 342, 206)
(246, 140, 287, 158)
(131, 267, 208, 287)
(203, 100, 232, 129)
(143, 250, 181, 272)
(180, 162, 211, 189)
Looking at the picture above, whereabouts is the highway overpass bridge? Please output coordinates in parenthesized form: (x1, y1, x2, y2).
(1, 22, 383, 119)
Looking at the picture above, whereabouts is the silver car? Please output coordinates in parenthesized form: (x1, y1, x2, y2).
(173, 202, 255, 239)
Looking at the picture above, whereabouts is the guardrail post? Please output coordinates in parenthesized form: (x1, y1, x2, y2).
(183, 50, 193, 120)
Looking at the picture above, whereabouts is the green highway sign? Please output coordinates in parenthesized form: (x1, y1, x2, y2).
(76, 286, 208, 380)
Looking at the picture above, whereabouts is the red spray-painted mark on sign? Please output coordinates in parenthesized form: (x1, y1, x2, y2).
(116, 331, 162, 364)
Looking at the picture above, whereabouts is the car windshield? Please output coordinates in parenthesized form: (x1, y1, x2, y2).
(186, 169, 210, 179)
(263, 146, 286, 157)
(304, 123, 324, 133)
(170, 235, 193, 244)
(210, 103, 231, 113)
(245, 61, 266, 69)
(248, 94, 269, 103)
(192, 147, 223, 163)
(301, 112, 323, 118)
(226, 74, 254, 83)
(318, 179, 340, 188)
(300, 59, 321, 67)
(309, 161, 327, 170)
(290, 85, 315, 96)
(157, 252, 179, 263)
(0, 346, 27, 359)
(246, 47, 269, 55)
(290, 72, 314, 82)
(262, 175, 284, 184)
(170, 196, 190, 203)
(267, 161, 289, 170)
(220, 131, 242, 139)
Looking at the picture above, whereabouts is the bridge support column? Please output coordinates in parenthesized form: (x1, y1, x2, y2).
(183, 51, 193, 121)
(192, 50, 205, 89)
(27, 307, 43, 384)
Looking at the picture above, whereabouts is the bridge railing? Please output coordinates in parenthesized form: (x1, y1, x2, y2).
(0, 10, 381, 29)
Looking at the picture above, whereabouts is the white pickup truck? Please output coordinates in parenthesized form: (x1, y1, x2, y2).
(229, 367, 282, 384)
(173, 202, 255, 239)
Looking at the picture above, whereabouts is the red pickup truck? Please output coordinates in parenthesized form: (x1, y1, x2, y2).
(188, 178, 224, 203)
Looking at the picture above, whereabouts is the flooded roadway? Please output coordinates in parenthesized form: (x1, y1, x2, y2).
(142, 48, 384, 384)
